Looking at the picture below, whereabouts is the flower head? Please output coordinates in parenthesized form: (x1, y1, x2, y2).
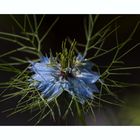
(29, 51, 100, 104)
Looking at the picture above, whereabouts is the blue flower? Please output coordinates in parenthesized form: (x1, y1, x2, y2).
(29, 54, 100, 104)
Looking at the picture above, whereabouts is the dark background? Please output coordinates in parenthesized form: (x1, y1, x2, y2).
(0, 15, 140, 125)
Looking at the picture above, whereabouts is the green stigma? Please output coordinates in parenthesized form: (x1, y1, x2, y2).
(60, 39, 77, 70)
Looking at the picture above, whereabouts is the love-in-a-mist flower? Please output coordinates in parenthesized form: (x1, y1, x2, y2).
(29, 46, 100, 104)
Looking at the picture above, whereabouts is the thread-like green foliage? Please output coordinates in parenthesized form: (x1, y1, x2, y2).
(0, 15, 140, 124)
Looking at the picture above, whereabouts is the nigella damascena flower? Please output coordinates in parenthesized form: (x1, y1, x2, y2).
(29, 54, 100, 104)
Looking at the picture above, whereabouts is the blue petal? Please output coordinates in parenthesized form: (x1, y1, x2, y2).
(37, 82, 47, 91)
(68, 78, 94, 103)
(42, 82, 63, 102)
(83, 61, 94, 70)
(40, 56, 49, 64)
(76, 71, 99, 84)
(31, 63, 58, 74)
(76, 54, 94, 70)
(76, 53, 84, 62)
(88, 84, 99, 93)
(42, 82, 55, 95)
(32, 73, 56, 82)
(61, 80, 70, 91)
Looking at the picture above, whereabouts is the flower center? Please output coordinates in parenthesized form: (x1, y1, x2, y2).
(60, 70, 74, 79)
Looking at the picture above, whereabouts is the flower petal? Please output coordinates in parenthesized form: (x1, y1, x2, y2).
(43, 82, 63, 102)
(40, 56, 49, 64)
(76, 71, 99, 84)
(83, 61, 94, 70)
(76, 53, 84, 61)
(31, 73, 56, 82)
(88, 84, 99, 93)
(68, 78, 94, 103)
(31, 62, 58, 74)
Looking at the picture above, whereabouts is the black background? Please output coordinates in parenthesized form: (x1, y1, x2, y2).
(0, 15, 140, 125)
